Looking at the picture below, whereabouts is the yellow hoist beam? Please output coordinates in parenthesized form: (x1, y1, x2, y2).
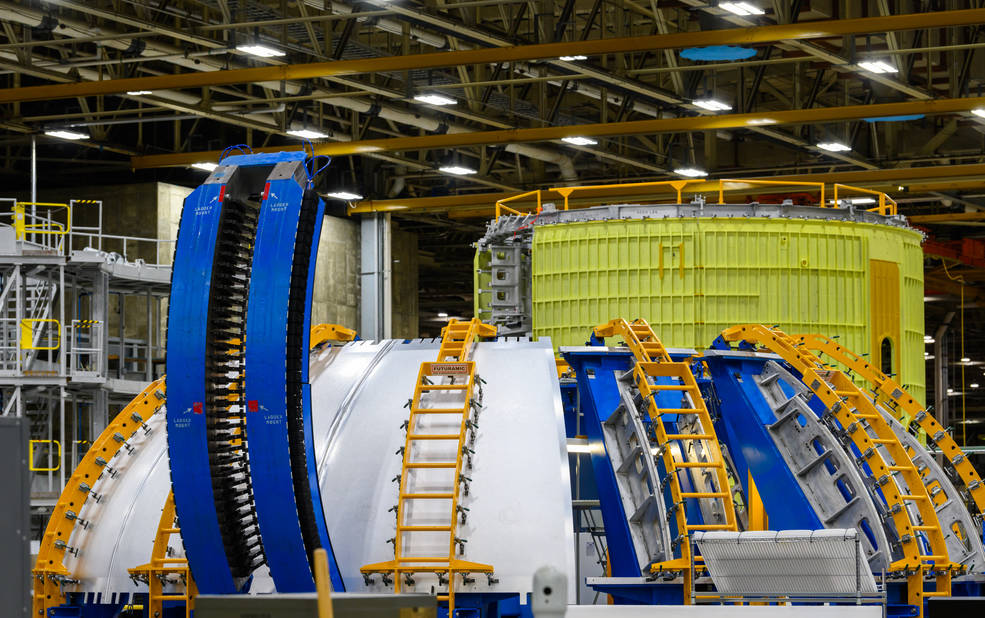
(721, 325, 957, 614)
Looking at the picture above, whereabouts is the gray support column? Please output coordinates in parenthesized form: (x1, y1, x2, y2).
(0, 416, 29, 618)
(360, 213, 392, 340)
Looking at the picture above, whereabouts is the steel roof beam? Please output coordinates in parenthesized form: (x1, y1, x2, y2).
(4, 9, 985, 104)
(130, 95, 985, 168)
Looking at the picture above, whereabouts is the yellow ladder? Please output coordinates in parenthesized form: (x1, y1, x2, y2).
(595, 319, 737, 600)
(361, 318, 497, 616)
(128, 491, 197, 618)
(722, 324, 956, 615)
(796, 333, 985, 516)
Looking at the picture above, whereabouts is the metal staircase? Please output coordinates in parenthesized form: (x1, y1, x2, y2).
(594, 318, 738, 599)
(128, 491, 196, 618)
(361, 317, 498, 616)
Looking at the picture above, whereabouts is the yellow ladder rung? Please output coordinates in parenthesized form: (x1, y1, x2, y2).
(680, 492, 729, 498)
(398, 557, 451, 562)
(411, 408, 467, 414)
(901, 495, 929, 501)
(919, 555, 949, 561)
(649, 385, 695, 391)
(399, 525, 452, 531)
(672, 461, 722, 468)
(665, 434, 715, 440)
(686, 524, 733, 530)
(854, 413, 879, 419)
(654, 408, 702, 414)
(408, 434, 462, 440)
(401, 493, 455, 499)
(420, 384, 469, 391)
(871, 439, 897, 445)
(405, 462, 457, 469)
(912, 525, 938, 531)
(888, 465, 916, 472)
(924, 591, 951, 597)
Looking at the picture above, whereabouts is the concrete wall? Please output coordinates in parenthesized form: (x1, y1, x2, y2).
(312, 215, 361, 331)
(391, 224, 419, 339)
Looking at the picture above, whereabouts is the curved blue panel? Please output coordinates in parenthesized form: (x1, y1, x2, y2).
(166, 180, 236, 593)
(680, 45, 756, 61)
(864, 114, 925, 123)
(244, 174, 315, 591)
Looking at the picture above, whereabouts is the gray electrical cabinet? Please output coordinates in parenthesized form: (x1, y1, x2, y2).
(0, 416, 30, 618)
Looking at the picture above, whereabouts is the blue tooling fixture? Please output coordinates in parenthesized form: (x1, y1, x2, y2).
(244, 151, 344, 592)
(167, 150, 342, 594)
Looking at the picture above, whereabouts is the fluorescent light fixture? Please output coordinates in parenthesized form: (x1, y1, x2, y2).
(674, 167, 708, 178)
(437, 312, 449, 318)
(192, 162, 218, 172)
(126, 90, 152, 95)
(972, 108, 985, 118)
(325, 191, 363, 201)
(962, 357, 972, 363)
(236, 43, 285, 58)
(959, 418, 983, 424)
(858, 60, 897, 74)
(693, 98, 732, 112)
(413, 93, 457, 106)
(973, 383, 981, 389)
(559, 55, 588, 61)
(849, 197, 876, 205)
(287, 128, 329, 139)
(439, 165, 477, 175)
(947, 388, 955, 394)
(44, 129, 88, 140)
(747, 118, 776, 125)
(719, 2, 765, 15)
(817, 141, 851, 152)
(562, 136, 598, 146)
(924, 335, 935, 344)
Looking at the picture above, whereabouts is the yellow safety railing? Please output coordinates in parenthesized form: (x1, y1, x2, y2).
(494, 190, 542, 220)
(716, 179, 825, 206)
(491, 179, 899, 220)
(833, 183, 898, 215)
(553, 180, 698, 212)
(21, 318, 61, 350)
(128, 490, 196, 618)
(29, 439, 61, 472)
(14, 201, 72, 238)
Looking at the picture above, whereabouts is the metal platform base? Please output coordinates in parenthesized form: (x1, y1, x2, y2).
(196, 592, 436, 617)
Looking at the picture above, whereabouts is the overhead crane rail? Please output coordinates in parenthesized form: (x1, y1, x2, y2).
(718, 325, 957, 612)
(361, 317, 498, 616)
(594, 318, 738, 601)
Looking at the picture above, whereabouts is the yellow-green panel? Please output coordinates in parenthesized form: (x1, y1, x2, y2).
(530, 217, 925, 403)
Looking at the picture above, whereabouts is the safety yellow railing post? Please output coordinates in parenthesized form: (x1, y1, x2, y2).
(28, 439, 61, 472)
(13, 201, 25, 239)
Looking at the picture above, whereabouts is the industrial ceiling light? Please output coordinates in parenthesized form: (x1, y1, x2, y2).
(413, 93, 457, 106)
(44, 128, 89, 140)
(849, 197, 876, 205)
(674, 167, 708, 178)
(746, 118, 776, 125)
(973, 383, 981, 389)
(287, 128, 329, 139)
(719, 2, 765, 16)
(924, 335, 935, 344)
(561, 136, 598, 146)
(191, 162, 218, 172)
(236, 43, 286, 58)
(857, 60, 897, 74)
(559, 55, 588, 61)
(126, 90, 153, 95)
(972, 108, 985, 118)
(439, 164, 477, 175)
(437, 312, 449, 318)
(817, 141, 851, 152)
(693, 98, 732, 112)
(325, 191, 364, 201)
(962, 357, 972, 363)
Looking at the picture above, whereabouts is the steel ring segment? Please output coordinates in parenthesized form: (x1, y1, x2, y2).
(244, 156, 342, 591)
(166, 174, 239, 593)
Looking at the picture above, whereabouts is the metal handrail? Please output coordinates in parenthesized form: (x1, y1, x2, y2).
(495, 189, 542, 220)
(716, 178, 826, 206)
(552, 180, 697, 212)
(833, 183, 898, 215)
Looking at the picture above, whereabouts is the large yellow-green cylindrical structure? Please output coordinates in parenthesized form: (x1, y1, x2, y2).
(477, 205, 924, 402)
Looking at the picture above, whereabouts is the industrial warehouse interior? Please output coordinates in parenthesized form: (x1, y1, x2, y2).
(5, 1, 985, 617)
